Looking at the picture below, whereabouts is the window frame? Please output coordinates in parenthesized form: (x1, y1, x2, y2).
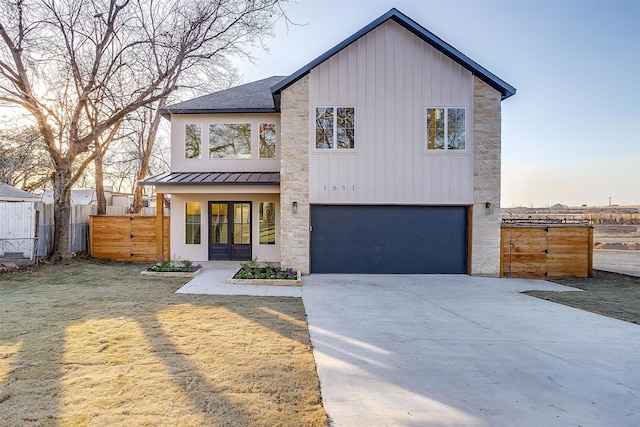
(314, 105, 356, 150)
(258, 202, 276, 245)
(208, 123, 252, 159)
(259, 122, 277, 159)
(184, 123, 202, 159)
(425, 107, 467, 152)
(185, 202, 201, 245)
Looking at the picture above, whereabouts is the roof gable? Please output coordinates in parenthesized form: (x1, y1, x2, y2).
(272, 8, 515, 100)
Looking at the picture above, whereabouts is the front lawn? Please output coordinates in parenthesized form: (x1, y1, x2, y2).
(0, 259, 327, 426)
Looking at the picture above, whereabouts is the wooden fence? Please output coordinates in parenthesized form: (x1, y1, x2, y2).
(89, 215, 170, 262)
(500, 224, 593, 278)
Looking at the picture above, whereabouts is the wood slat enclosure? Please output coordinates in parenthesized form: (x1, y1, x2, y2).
(89, 216, 170, 262)
(501, 224, 593, 278)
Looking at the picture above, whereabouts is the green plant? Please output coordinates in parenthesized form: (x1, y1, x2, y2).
(232, 263, 298, 280)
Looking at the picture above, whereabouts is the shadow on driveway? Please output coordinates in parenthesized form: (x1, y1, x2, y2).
(302, 274, 640, 427)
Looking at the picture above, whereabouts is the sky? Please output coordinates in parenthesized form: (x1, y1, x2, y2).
(232, 0, 640, 208)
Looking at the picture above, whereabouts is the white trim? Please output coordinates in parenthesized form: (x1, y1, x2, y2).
(423, 106, 468, 154)
(311, 105, 357, 152)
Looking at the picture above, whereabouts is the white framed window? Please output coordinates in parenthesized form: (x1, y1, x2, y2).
(426, 107, 466, 150)
(185, 202, 201, 244)
(209, 123, 251, 159)
(185, 124, 202, 158)
(259, 202, 275, 245)
(315, 106, 355, 149)
(259, 123, 276, 159)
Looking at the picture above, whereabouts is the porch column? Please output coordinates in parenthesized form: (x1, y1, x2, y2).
(156, 192, 165, 263)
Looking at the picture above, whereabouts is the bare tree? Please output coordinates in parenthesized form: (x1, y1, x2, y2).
(0, 0, 283, 261)
(0, 125, 52, 192)
(128, 67, 241, 213)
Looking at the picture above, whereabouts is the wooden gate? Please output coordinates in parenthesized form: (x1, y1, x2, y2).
(501, 225, 593, 278)
(89, 216, 170, 262)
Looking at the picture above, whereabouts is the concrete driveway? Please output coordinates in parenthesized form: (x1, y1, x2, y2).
(301, 275, 640, 427)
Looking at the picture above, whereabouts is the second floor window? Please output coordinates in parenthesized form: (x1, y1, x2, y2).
(316, 107, 355, 149)
(426, 107, 466, 150)
(185, 124, 201, 158)
(209, 123, 251, 159)
(259, 123, 276, 159)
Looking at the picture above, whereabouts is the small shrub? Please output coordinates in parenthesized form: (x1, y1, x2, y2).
(233, 262, 297, 280)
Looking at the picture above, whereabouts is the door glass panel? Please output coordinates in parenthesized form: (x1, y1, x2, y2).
(233, 203, 251, 244)
(242, 224, 250, 244)
(211, 203, 228, 244)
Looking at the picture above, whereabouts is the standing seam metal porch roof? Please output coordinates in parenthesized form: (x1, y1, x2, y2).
(139, 172, 280, 186)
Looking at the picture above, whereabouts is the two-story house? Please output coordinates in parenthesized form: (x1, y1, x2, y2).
(141, 8, 516, 276)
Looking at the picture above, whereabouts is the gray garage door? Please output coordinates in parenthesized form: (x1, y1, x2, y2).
(310, 205, 468, 274)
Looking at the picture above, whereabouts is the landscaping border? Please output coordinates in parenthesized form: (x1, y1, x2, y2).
(140, 268, 203, 278)
(227, 269, 301, 287)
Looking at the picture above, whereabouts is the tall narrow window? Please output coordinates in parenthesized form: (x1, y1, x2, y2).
(185, 124, 201, 158)
(426, 108, 445, 150)
(185, 202, 201, 244)
(259, 123, 276, 158)
(426, 107, 465, 151)
(316, 106, 355, 149)
(337, 107, 355, 149)
(259, 202, 275, 245)
(209, 124, 251, 159)
(447, 108, 465, 150)
(316, 107, 334, 148)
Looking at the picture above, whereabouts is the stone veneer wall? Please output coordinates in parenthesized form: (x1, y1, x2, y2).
(279, 75, 311, 274)
(472, 77, 502, 276)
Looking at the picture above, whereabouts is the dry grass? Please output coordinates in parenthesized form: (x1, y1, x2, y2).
(0, 259, 327, 426)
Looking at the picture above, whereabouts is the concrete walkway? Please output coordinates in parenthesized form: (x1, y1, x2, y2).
(302, 275, 640, 427)
(175, 261, 301, 297)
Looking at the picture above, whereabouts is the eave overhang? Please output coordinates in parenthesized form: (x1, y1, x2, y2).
(159, 108, 278, 120)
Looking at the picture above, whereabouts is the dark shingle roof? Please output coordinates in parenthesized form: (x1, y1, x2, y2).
(140, 172, 280, 186)
(160, 76, 286, 117)
(272, 8, 516, 100)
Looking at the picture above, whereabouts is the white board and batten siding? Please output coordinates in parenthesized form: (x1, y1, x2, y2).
(0, 201, 37, 259)
(309, 20, 474, 205)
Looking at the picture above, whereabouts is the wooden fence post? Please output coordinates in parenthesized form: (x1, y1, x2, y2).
(156, 193, 165, 263)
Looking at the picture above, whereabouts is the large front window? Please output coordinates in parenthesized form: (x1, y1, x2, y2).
(426, 107, 465, 150)
(316, 107, 355, 149)
(185, 202, 201, 244)
(209, 123, 251, 159)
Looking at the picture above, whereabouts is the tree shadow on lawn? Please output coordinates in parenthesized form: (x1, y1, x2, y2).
(0, 260, 326, 426)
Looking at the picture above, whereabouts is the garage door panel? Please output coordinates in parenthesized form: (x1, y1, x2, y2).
(311, 205, 467, 274)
